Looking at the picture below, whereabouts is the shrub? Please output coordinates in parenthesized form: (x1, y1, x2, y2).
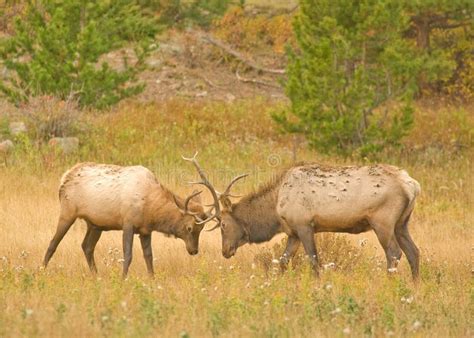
(254, 233, 364, 273)
(20, 95, 84, 141)
(213, 6, 294, 54)
(0, 0, 158, 109)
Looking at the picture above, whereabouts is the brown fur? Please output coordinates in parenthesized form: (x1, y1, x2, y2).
(44, 162, 208, 277)
(218, 162, 421, 280)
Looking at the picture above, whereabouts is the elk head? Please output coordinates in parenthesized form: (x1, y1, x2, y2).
(216, 174, 249, 258)
(188, 160, 249, 259)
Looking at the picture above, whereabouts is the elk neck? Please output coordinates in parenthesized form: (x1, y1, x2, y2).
(147, 187, 185, 237)
(232, 173, 286, 244)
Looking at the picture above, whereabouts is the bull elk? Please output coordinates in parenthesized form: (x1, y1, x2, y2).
(43, 155, 219, 277)
(205, 162, 421, 280)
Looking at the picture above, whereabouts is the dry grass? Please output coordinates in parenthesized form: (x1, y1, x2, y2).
(0, 98, 472, 337)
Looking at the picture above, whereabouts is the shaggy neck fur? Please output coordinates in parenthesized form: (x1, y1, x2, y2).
(232, 172, 286, 244)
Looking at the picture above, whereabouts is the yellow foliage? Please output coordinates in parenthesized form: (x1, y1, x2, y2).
(213, 7, 294, 54)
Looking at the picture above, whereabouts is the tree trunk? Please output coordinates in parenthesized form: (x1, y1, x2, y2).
(414, 16, 431, 50)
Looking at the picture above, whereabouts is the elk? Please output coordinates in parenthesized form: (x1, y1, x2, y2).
(43, 155, 219, 277)
(206, 163, 421, 280)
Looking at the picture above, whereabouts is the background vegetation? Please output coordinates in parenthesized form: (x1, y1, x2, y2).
(0, 0, 472, 337)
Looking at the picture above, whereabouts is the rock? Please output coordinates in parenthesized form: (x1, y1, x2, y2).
(48, 137, 79, 154)
(225, 93, 236, 102)
(159, 42, 183, 55)
(146, 59, 162, 68)
(0, 140, 14, 154)
(195, 91, 208, 97)
(9, 122, 27, 135)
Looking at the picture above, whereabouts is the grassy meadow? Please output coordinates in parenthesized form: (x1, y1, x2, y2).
(0, 98, 473, 337)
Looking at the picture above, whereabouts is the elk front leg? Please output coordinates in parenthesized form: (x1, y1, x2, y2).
(122, 226, 134, 278)
(295, 225, 319, 276)
(139, 234, 154, 277)
(279, 235, 300, 271)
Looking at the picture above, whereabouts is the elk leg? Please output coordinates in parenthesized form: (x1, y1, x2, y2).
(295, 225, 319, 276)
(43, 216, 76, 267)
(373, 227, 402, 272)
(122, 226, 134, 278)
(279, 235, 300, 271)
(395, 214, 420, 281)
(81, 225, 102, 273)
(139, 234, 154, 277)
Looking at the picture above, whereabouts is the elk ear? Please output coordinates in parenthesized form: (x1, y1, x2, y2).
(220, 196, 233, 211)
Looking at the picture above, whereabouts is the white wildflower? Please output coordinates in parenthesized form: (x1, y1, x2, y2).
(412, 320, 422, 330)
(324, 283, 333, 291)
(323, 262, 336, 270)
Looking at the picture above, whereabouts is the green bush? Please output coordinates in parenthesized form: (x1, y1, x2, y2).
(0, 0, 159, 109)
(273, 0, 421, 157)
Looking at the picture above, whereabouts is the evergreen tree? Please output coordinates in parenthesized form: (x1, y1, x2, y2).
(0, 0, 159, 109)
(273, 0, 421, 156)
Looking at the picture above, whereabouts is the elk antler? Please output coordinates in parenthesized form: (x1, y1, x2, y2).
(182, 152, 221, 225)
(219, 173, 249, 200)
(206, 173, 249, 232)
(174, 190, 202, 216)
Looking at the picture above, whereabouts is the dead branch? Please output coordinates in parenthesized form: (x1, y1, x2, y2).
(235, 70, 281, 88)
(201, 33, 286, 75)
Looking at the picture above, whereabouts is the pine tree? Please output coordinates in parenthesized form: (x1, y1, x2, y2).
(273, 0, 421, 156)
(0, 0, 158, 109)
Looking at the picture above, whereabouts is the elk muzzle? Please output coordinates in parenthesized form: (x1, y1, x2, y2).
(222, 245, 236, 258)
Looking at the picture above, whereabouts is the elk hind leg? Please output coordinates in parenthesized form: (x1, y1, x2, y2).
(395, 213, 420, 281)
(43, 214, 76, 267)
(369, 216, 402, 272)
(81, 223, 102, 273)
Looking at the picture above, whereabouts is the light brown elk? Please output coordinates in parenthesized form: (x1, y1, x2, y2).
(43, 156, 219, 277)
(205, 163, 421, 280)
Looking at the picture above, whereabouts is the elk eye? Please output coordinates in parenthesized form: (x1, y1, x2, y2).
(221, 222, 226, 229)
(187, 225, 193, 233)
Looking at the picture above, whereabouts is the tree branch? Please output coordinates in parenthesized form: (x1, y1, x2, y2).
(200, 33, 286, 75)
(235, 70, 281, 88)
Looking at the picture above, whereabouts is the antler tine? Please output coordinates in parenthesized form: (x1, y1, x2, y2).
(182, 152, 221, 224)
(183, 190, 202, 215)
(182, 151, 198, 162)
(221, 173, 249, 198)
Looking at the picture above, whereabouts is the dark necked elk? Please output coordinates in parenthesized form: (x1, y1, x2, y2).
(205, 163, 421, 280)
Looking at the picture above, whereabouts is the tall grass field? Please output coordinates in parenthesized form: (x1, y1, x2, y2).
(0, 99, 472, 337)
